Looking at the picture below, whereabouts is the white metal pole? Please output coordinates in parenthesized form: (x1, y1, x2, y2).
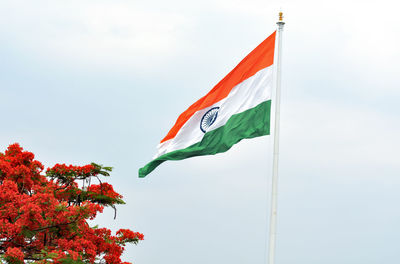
(268, 12, 285, 264)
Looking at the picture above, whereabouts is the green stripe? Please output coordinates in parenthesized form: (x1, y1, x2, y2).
(139, 100, 271, 178)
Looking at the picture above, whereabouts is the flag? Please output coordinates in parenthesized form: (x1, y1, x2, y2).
(139, 31, 276, 177)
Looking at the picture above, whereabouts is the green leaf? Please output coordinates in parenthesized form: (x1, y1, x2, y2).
(21, 227, 36, 239)
(103, 166, 113, 171)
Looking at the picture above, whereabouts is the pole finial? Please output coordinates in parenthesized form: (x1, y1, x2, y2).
(277, 10, 285, 26)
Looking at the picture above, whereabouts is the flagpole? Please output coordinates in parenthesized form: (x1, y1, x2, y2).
(268, 11, 285, 264)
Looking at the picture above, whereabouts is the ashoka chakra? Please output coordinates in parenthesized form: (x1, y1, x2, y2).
(200, 107, 220, 133)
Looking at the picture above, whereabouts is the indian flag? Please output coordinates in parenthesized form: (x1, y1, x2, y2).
(139, 31, 276, 178)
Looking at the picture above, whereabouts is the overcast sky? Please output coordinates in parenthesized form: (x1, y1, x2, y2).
(1, 0, 400, 263)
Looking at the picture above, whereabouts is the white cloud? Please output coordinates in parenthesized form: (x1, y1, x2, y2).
(0, 1, 188, 71)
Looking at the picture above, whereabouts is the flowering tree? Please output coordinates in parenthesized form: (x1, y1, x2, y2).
(0, 144, 143, 264)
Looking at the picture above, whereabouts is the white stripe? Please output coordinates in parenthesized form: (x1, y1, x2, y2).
(154, 65, 273, 158)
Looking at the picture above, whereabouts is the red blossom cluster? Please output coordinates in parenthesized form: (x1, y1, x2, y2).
(87, 183, 122, 200)
(0, 143, 143, 264)
(47, 163, 96, 176)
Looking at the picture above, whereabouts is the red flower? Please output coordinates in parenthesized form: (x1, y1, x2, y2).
(0, 143, 141, 263)
(5, 247, 24, 263)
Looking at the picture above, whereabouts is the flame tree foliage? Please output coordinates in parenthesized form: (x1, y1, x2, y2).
(0, 144, 143, 264)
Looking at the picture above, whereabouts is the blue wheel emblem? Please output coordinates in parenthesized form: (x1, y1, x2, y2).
(200, 107, 220, 133)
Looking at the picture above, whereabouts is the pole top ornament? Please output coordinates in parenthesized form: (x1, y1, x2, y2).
(277, 11, 285, 26)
